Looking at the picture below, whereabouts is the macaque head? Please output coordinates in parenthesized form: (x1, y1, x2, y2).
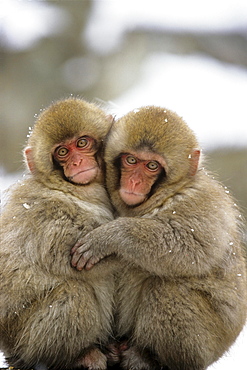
(24, 98, 113, 185)
(105, 106, 200, 210)
(119, 152, 164, 206)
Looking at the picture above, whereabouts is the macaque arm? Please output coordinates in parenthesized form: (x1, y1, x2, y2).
(8, 195, 94, 277)
(71, 216, 229, 277)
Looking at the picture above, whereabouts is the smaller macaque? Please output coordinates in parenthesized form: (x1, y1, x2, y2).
(0, 97, 118, 370)
(72, 106, 247, 370)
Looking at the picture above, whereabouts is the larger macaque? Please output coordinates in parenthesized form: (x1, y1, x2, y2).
(0, 97, 118, 370)
(72, 106, 247, 370)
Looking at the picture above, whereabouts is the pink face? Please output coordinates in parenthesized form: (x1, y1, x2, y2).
(119, 151, 165, 206)
(53, 135, 100, 184)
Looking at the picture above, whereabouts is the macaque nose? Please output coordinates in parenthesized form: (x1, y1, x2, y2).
(71, 153, 82, 166)
(129, 173, 142, 189)
(130, 177, 141, 186)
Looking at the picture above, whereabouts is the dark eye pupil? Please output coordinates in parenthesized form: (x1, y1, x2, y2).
(77, 138, 87, 147)
(58, 148, 68, 156)
(127, 156, 136, 164)
(147, 161, 158, 170)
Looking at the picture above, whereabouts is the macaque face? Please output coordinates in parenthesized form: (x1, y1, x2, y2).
(53, 135, 100, 184)
(119, 151, 164, 206)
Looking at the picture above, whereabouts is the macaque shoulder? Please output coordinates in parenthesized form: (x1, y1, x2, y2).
(143, 172, 241, 247)
(169, 171, 237, 215)
(1, 178, 113, 228)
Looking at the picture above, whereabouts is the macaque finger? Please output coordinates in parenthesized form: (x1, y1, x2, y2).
(85, 255, 102, 271)
(71, 241, 90, 258)
(71, 238, 91, 255)
(71, 248, 90, 269)
(72, 239, 84, 251)
(75, 250, 94, 271)
(70, 244, 79, 255)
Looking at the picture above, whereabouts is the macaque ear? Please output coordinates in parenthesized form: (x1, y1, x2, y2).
(106, 114, 114, 124)
(24, 146, 35, 173)
(189, 149, 200, 176)
(104, 115, 115, 138)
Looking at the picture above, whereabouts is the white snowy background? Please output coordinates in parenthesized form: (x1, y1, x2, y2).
(1, 0, 247, 368)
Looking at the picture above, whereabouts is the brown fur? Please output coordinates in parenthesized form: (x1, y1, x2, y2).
(0, 98, 118, 369)
(72, 106, 247, 369)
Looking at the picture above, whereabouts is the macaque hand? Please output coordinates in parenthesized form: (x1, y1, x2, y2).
(71, 238, 107, 271)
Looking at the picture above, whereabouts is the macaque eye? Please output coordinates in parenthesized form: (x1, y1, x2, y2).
(146, 161, 160, 171)
(77, 137, 89, 148)
(56, 147, 69, 157)
(126, 155, 138, 165)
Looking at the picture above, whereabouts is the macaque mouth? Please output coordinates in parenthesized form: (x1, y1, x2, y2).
(67, 167, 99, 184)
(68, 166, 98, 179)
(120, 189, 148, 206)
(122, 190, 146, 197)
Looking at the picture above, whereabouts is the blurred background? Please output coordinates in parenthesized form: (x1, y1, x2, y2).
(0, 1, 247, 368)
(1, 1, 247, 224)
(1, 0, 247, 212)
(1, 0, 247, 223)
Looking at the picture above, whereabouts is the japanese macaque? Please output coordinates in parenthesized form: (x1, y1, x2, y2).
(0, 97, 118, 370)
(71, 106, 247, 370)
